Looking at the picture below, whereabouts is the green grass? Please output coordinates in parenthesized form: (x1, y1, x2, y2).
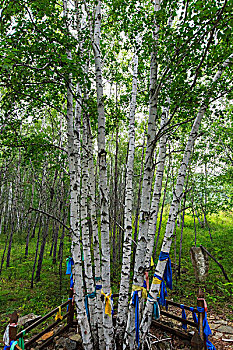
(0, 211, 232, 340)
(154, 210, 233, 319)
(0, 230, 72, 337)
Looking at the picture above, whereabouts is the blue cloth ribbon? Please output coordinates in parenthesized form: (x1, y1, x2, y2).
(197, 306, 205, 312)
(85, 295, 89, 320)
(196, 307, 216, 349)
(159, 252, 172, 290)
(148, 294, 160, 320)
(189, 307, 198, 324)
(132, 291, 140, 348)
(4, 341, 15, 350)
(111, 294, 114, 316)
(66, 257, 74, 275)
(206, 339, 216, 350)
(153, 301, 160, 320)
(143, 280, 147, 289)
(10, 341, 18, 350)
(157, 280, 167, 307)
(153, 273, 168, 307)
(180, 304, 187, 330)
(95, 284, 102, 290)
(84, 291, 97, 320)
(70, 273, 74, 288)
(203, 312, 216, 349)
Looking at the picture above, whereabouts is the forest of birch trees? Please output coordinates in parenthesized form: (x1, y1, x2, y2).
(0, 0, 233, 349)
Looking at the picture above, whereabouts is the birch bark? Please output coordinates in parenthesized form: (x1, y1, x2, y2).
(124, 2, 161, 348)
(67, 81, 93, 350)
(139, 55, 232, 343)
(154, 156, 170, 258)
(144, 103, 169, 268)
(63, 1, 93, 348)
(86, 115, 105, 350)
(80, 114, 98, 346)
(116, 51, 138, 345)
(92, 1, 113, 347)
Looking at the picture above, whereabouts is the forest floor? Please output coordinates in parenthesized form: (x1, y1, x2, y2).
(0, 211, 232, 348)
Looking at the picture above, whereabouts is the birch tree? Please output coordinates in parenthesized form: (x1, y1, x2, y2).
(116, 48, 139, 346)
(140, 55, 233, 342)
(0, 1, 233, 350)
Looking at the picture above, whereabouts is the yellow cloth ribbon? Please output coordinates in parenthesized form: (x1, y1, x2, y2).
(152, 276, 163, 285)
(132, 284, 147, 299)
(151, 256, 154, 267)
(55, 306, 63, 321)
(101, 290, 112, 316)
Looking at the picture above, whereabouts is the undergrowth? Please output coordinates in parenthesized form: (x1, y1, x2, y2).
(154, 210, 233, 320)
(0, 211, 232, 340)
(0, 231, 72, 337)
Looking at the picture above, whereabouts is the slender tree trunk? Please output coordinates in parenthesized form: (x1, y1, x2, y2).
(201, 205, 213, 241)
(116, 49, 138, 346)
(63, 1, 93, 345)
(178, 175, 189, 278)
(154, 157, 170, 258)
(174, 222, 177, 283)
(31, 212, 39, 238)
(50, 220, 55, 256)
(58, 214, 67, 260)
(35, 216, 49, 281)
(59, 224, 65, 294)
(125, 2, 160, 346)
(86, 113, 105, 349)
(92, 2, 113, 347)
(25, 181, 35, 257)
(133, 133, 146, 265)
(139, 56, 232, 343)
(112, 123, 118, 277)
(81, 114, 98, 346)
(6, 214, 15, 268)
(0, 223, 10, 275)
(31, 216, 42, 288)
(195, 208, 203, 227)
(52, 220, 59, 264)
(192, 198, 197, 247)
(145, 103, 169, 268)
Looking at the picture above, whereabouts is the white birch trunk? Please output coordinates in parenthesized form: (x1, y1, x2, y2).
(0, 184, 6, 235)
(124, 2, 161, 348)
(139, 56, 232, 343)
(116, 51, 138, 344)
(63, 1, 93, 348)
(81, 114, 98, 346)
(92, 1, 113, 348)
(144, 102, 169, 268)
(86, 116, 105, 350)
(67, 88, 93, 350)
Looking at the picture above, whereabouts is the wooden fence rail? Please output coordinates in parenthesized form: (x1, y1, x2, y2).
(8, 289, 74, 350)
(112, 290, 207, 349)
(8, 289, 207, 349)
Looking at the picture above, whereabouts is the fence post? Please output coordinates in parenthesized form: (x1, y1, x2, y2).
(197, 288, 206, 350)
(9, 323, 18, 343)
(67, 287, 74, 327)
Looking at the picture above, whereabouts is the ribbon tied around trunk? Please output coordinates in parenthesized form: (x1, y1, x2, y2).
(159, 251, 172, 290)
(101, 290, 112, 316)
(132, 290, 140, 348)
(66, 257, 74, 275)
